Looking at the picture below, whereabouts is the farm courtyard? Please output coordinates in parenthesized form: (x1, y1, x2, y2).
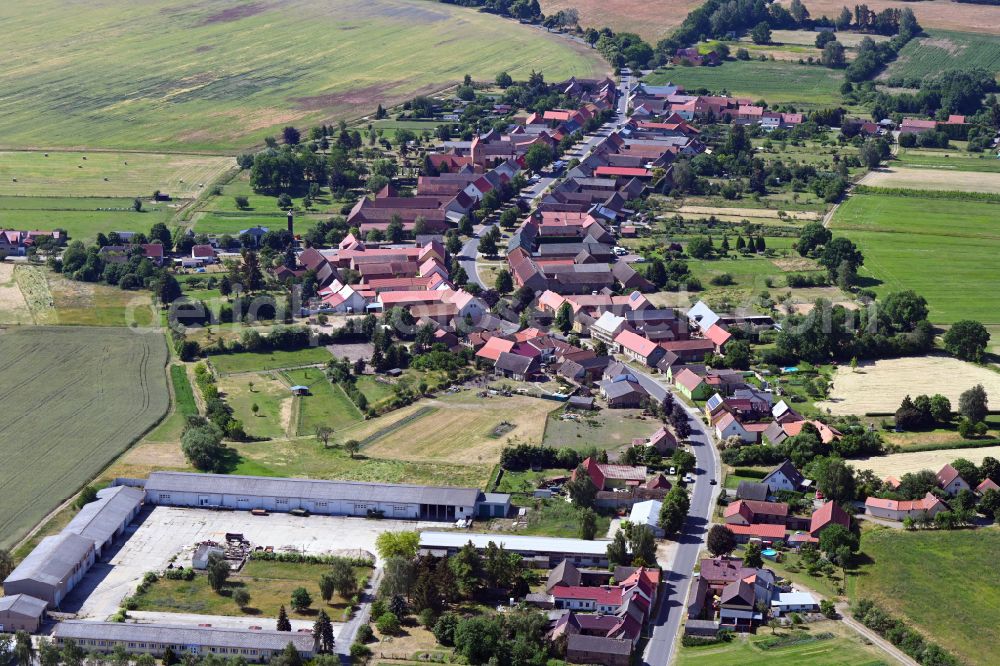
(0, 327, 170, 549)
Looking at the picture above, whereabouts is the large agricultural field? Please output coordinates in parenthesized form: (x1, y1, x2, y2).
(880, 29, 1000, 80)
(861, 167, 1000, 194)
(776, 0, 1000, 36)
(817, 355, 1000, 416)
(0, 0, 605, 152)
(851, 445, 1000, 478)
(645, 60, 844, 107)
(0, 326, 169, 549)
(831, 192, 1000, 324)
(853, 529, 1000, 666)
(0, 151, 234, 198)
(893, 148, 1000, 174)
(538, 0, 701, 41)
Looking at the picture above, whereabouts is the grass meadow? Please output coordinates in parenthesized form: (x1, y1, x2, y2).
(0, 151, 234, 198)
(208, 347, 333, 375)
(880, 29, 1000, 81)
(645, 60, 844, 107)
(894, 148, 1000, 173)
(133, 559, 370, 621)
(831, 193, 1000, 324)
(678, 621, 889, 665)
(0, 327, 169, 549)
(282, 367, 364, 434)
(0, 0, 605, 151)
(852, 528, 1000, 666)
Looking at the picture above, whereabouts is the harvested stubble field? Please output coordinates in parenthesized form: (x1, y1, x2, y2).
(817, 355, 1000, 416)
(539, 0, 702, 41)
(860, 166, 1000, 194)
(852, 445, 1000, 478)
(0, 326, 169, 549)
(349, 391, 557, 464)
(0, 151, 233, 198)
(880, 29, 1000, 80)
(777, 0, 1000, 35)
(0, 0, 605, 151)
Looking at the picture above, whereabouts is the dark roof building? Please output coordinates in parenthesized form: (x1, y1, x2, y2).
(52, 621, 316, 659)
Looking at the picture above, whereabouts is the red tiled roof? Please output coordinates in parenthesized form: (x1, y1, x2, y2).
(594, 166, 652, 178)
(810, 501, 850, 536)
(614, 330, 659, 358)
(475, 336, 516, 361)
(725, 523, 786, 539)
(703, 324, 731, 347)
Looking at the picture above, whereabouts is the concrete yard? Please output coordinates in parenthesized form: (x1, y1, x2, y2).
(67, 506, 438, 620)
(127, 611, 322, 633)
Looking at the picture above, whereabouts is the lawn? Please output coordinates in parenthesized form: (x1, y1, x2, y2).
(512, 499, 612, 539)
(208, 347, 333, 375)
(881, 29, 1000, 81)
(0, 327, 170, 549)
(0, 0, 605, 151)
(282, 367, 364, 434)
(354, 390, 557, 464)
(219, 373, 293, 440)
(678, 621, 889, 665)
(0, 151, 233, 198)
(171, 365, 199, 418)
(645, 60, 844, 107)
(132, 559, 371, 622)
(831, 192, 1000, 323)
(542, 406, 660, 450)
(355, 375, 396, 406)
(852, 528, 1000, 665)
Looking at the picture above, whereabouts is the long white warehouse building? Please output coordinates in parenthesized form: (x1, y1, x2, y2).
(144, 471, 500, 522)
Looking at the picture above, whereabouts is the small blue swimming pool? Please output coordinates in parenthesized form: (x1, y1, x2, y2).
(762, 548, 778, 558)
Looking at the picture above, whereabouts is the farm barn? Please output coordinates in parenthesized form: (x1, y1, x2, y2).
(3, 485, 144, 608)
(144, 472, 495, 522)
(2, 532, 95, 607)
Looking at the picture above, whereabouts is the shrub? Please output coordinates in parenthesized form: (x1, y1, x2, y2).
(375, 611, 400, 635)
(356, 625, 374, 643)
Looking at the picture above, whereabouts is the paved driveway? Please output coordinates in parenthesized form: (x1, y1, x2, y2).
(66, 507, 438, 620)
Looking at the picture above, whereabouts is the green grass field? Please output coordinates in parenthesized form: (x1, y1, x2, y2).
(0, 327, 169, 549)
(0, 151, 233, 198)
(282, 367, 364, 434)
(853, 528, 1000, 665)
(542, 407, 659, 450)
(208, 347, 332, 375)
(219, 373, 292, 440)
(0, 0, 605, 151)
(881, 29, 1000, 81)
(645, 60, 843, 107)
(231, 435, 490, 488)
(831, 193, 1000, 323)
(678, 623, 889, 665)
(0, 199, 174, 244)
(894, 148, 1000, 173)
(133, 559, 370, 621)
(171, 365, 198, 418)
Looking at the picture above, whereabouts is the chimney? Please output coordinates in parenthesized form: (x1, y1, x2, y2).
(287, 210, 294, 235)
